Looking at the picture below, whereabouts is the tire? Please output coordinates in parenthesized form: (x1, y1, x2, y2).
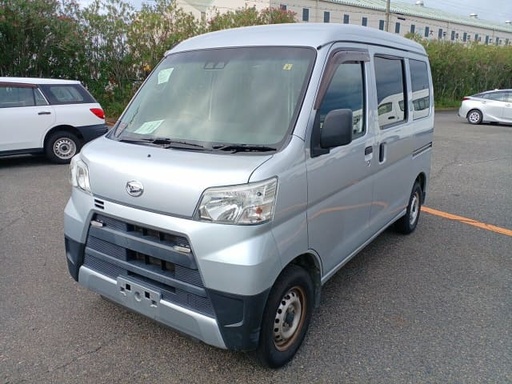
(45, 131, 81, 164)
(467, 109, 482, 125)
(395, 182, 422, 234)
(255, 265, 314, 368)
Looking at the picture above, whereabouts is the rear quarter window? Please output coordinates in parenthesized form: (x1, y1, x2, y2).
(409, 59, 431, 119)
(486, 92, 507, 101)
(39, 84, 96, 105)
(374, 55, 407, 129)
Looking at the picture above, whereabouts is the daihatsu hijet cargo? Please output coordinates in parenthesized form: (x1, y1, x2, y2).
(65, 23, 434, 368)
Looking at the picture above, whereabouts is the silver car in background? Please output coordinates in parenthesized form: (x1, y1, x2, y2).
(458, 89, 512, 125)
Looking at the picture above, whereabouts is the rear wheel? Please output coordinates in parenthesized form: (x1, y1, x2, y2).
(255, 265, 314, 368)
(395, 182, 422, 234)
(467, 109, 482, 125)
(45, 131, 81, 164)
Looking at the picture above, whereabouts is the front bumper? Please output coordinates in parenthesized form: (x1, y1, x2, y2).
(64, 192, 280, 351)
(79, 262, 227, 348)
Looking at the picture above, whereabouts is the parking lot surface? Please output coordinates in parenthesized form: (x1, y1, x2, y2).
(1, 111, 511, 383)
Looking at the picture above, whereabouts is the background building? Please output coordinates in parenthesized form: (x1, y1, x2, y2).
(178, 0, 512, 45)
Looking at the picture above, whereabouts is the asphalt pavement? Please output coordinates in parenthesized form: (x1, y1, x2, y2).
(1, 111, 511, 383)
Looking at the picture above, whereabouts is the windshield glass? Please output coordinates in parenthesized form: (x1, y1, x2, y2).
(111, 47, 315, 149)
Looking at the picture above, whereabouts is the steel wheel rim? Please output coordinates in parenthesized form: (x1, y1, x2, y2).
(468, 112, 480, 123)
(273, 286, 306, 351)
(409, 192, 420, 226)
(54, 138, 76, 159)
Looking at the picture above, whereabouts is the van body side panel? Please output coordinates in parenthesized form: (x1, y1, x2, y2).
(367, 48, 434, 231)
(306, 140, 375, 274)
(249, 137, 309, 269)
(305, 44, 377, 275)
(369, 124, 414, 229)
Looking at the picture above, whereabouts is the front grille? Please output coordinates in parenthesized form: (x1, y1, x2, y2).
(94, 199, 105, 210)
(83, 213, 214, 317)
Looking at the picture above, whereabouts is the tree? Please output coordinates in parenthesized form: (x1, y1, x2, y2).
(79, 0, 136, 114)
(258, 7, 297, 24)
(0, 0, 83, 78)
(127, 0, 201, 74)
(207, 6, 296, 32)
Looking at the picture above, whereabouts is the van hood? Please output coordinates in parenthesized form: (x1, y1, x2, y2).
(80, 137, 273, 218)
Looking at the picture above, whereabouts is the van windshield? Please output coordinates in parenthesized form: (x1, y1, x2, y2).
(111, 47, 315, 150)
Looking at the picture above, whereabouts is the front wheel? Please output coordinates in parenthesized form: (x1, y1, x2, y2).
(45, 131, 81, 164)
(255, 265, 314, 368)
(395, 182, 422, 234)
(467, 109, 482, 125)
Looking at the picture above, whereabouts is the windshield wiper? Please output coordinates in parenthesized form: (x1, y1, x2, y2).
(118, 137, 157, 145)
(158, 139, 209, 150)
(213, 144, 276, 153)
(118, 137, 208, 150)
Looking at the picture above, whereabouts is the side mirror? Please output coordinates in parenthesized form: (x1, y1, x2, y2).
(320, 109, 353, 148)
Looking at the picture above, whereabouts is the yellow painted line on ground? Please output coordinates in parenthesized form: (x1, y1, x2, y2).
(422, 206, 512, 237)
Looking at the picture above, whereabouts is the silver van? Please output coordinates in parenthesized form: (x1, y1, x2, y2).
(64, 23, 434, 368)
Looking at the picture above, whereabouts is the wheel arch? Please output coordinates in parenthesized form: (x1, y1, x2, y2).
(285, 252, 322, 308)
(43, 125, 84, 149)
(415, 172, 427, 203)
(466, 108, 482, 118)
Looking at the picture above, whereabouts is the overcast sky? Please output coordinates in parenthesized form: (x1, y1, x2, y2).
(79, 0, 512, 24)
(406, 0, 512, 23)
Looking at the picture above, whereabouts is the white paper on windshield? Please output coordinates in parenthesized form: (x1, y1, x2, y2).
(134, 120, 163, 134)
(158, 68, 174, 84)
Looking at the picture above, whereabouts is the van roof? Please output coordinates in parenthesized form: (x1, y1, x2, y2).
(170, 23, 426, 55)
(0, 77, 81, 85)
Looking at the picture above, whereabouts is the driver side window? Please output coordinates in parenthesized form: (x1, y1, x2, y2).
(319, 62, 366, 139)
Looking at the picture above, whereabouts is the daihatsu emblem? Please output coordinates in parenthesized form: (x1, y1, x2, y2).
(126, 180, 144, 197)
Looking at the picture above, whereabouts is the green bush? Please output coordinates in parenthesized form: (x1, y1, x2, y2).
(1, 0, 511, 116)
(423, 40, 512, 106)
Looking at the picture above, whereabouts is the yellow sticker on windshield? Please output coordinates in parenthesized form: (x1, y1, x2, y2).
(283, 64, 293, 71)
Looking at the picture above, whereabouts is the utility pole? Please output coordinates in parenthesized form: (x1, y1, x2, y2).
(385, 0, 391, 32)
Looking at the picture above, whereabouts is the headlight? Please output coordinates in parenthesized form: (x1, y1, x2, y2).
(69, 156, 91, 194)
(197, 178, 278, 225)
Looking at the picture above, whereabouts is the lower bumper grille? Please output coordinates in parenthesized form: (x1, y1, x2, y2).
(83, 213, 214, 317)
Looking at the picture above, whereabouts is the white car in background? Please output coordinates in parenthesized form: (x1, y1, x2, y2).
(0, 77, 108, 163)
(458, 89, 512, 125)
